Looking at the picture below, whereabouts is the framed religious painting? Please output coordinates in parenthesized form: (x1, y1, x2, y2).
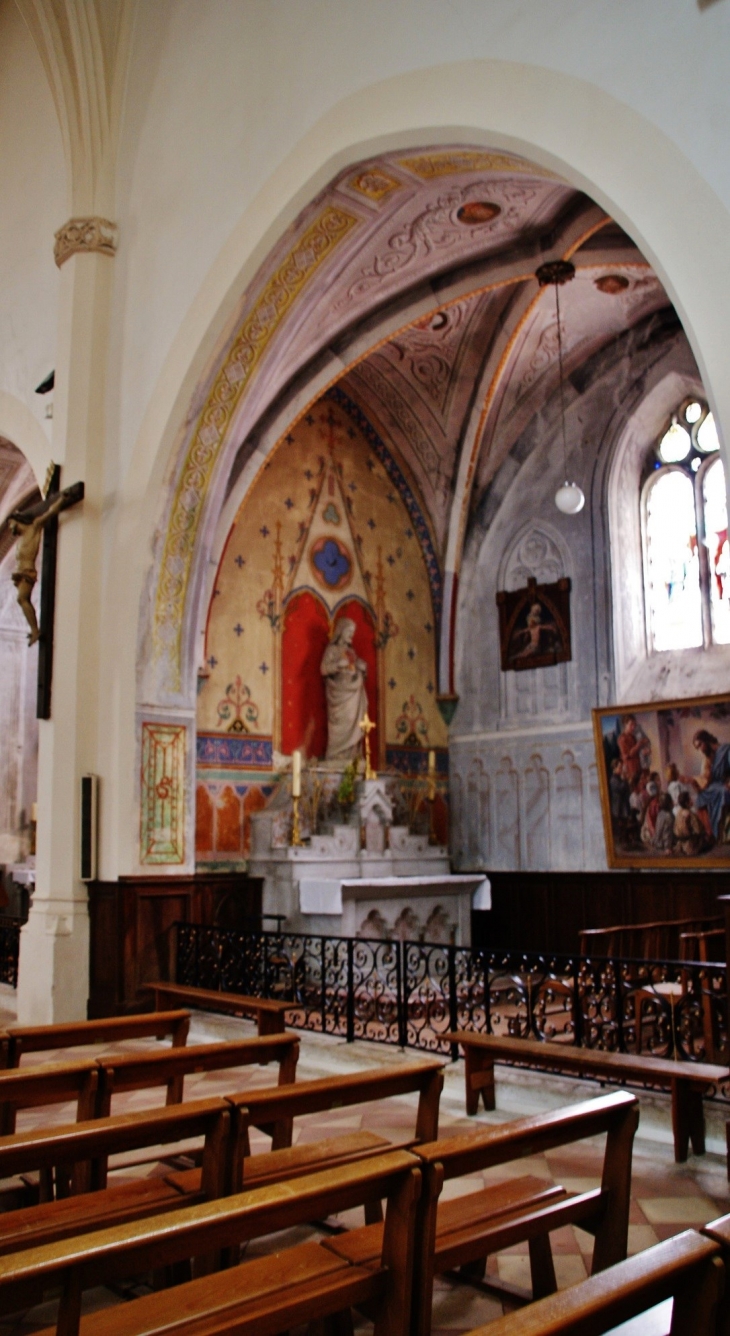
(496, 576, 572, 672)
(592, 692, 730, 869)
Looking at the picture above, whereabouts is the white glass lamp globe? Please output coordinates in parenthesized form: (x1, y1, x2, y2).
(554, 481, 585, 514)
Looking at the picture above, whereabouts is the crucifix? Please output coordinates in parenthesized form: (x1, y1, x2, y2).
(359, 711, 377, 781)
(8, 464, 84, 718)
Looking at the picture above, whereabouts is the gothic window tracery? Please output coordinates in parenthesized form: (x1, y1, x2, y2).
(642, 400, 728, 653)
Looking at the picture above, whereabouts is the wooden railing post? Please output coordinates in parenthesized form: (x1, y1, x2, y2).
(717, 894, 730, 1062)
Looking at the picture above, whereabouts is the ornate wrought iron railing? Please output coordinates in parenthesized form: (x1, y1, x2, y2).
(0, 917, 21, 989)
(175, 923, 729, 1095)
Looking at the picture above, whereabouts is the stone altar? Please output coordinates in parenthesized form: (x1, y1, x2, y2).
(248, 771, 490, 942)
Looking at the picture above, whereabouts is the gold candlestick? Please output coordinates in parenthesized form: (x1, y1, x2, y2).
(359, 711, 377, 781)
(290, 793, 303, 846)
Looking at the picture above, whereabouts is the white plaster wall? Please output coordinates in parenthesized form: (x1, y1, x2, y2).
(0, 0, 63, 456)
(113, 0, 730, 480)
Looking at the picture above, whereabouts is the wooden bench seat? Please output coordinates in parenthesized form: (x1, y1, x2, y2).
(448, 1029, 726, 1162)
(5, 1011, 191, 1068)
(0, 1097, 234, 1248)
(324, 1089, 638, 1336)
(463, 1230, 723, 1336)
(144, 984, 291, 1035)
(95, 1034, 300, 1142)
(0, 1150, 423, 1336)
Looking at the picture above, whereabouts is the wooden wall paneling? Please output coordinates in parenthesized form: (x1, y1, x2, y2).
(474, 871, 730, 956)
(88, 875, 262, 1017)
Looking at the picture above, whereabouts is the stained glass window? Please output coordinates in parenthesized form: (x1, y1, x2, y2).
(645, 470, 702, 650)
(642, 399, 729, 652)
(703, 458, 730, 644)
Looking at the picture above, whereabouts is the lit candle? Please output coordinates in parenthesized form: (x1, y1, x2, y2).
(291, 750, 301, 798)
(428, 750, 436, 775)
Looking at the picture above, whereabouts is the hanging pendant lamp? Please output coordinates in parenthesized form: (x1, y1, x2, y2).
(535, 260, 585, 515)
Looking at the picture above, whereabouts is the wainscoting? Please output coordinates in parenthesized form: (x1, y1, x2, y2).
(88, 874, 262, 1017)
(473, 870, 730, 956)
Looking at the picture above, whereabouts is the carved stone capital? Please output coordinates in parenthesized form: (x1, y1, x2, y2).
(53, 217, 118, 268)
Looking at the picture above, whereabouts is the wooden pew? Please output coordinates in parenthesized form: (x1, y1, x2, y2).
(143, 983, 291, 1036)
(219, 1058, 444, 1195)
(0, 1097, 234, 1250)
(323, 1089, 639, 1336)
(95, 1035, 300, 1146)
(461, 1230, 723, 1336)
(0, 1033, 12, 1070)
(579, 915, 723, 962)
(0, 1060, 99, 1136)
(701, 1212, 730, 1331)
(6, 1011, 191, 1068)
(449, 1029, 726, 1163)
(0, 1150, 423, 1336)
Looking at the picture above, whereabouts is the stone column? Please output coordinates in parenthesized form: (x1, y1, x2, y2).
(16, 222, 115, 1023)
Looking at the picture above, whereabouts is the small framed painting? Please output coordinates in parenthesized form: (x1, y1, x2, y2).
(497, 576, 572, 672)
(593, 692, 730, 868)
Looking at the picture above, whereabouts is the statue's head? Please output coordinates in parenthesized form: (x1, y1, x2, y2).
(8, 514, 30, 535)
(334, 617, 356, 645)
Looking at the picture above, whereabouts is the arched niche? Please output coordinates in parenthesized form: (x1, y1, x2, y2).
(606, 361, 730, 701)
(123, 60, 730, 872)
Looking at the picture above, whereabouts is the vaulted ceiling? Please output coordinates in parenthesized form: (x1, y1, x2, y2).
(223, 145, 677, 562)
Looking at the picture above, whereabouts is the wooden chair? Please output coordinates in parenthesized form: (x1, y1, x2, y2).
(450, 1029, 726, 1162)
(0, 1097, 235, 1249)
(5, 1011, 191, 1068)
(94, 1034, 300, 1137)
(0, 1149, 423, 1336)
(143, 984, 291, 1036)
(0, 1059, 99, 1136)
(461, 1230, 723, 1336)
(323, 1089, 639, 1336)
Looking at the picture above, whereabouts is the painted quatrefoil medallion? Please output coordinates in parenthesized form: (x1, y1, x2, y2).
(310, 536, 352, 589)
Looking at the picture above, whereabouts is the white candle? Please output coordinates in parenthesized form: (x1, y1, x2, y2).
(428, 750, 436, 775)
(292, 750, 301, 798)
(31, 802, 38, 824)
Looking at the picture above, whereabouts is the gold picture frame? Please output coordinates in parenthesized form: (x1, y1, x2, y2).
(592, 692, 730, 869)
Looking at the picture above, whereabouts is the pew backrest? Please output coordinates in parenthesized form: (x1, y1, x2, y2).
(6, 1010, 191, 1067)
(227, 1056, 444, 1182)
(0, 1095, 234, 1200)
(95, 1033, 300, 1117)
(144, 983, 290, 1035)
(461, 1230, 722, 1336)
(0, 1060, 99, 1135)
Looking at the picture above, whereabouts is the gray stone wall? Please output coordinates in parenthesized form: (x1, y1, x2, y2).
(450, 313, 723, 872)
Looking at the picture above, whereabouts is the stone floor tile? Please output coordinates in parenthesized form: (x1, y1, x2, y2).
(640, 1195, 719, 1224)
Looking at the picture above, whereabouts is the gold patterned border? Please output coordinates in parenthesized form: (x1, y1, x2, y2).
(153, 205, 358, 687)
(398, 151, 558, 180)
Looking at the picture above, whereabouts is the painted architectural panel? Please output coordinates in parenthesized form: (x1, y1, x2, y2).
(140, 722, 186, 865)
